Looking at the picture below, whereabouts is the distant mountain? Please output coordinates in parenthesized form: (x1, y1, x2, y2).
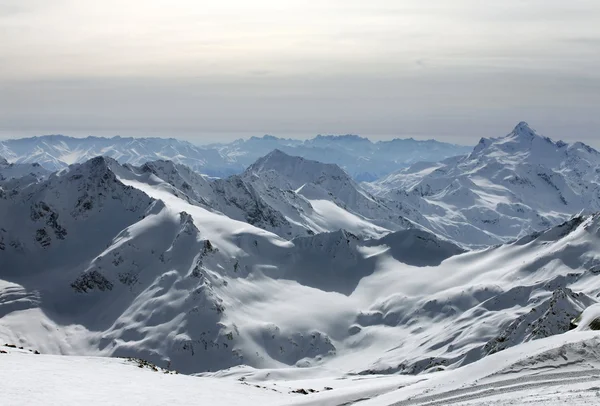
(0, 135, 243, 178)
(366, 122, 600, 246)
(0, 155, 49, 189)
(213, 134, 471, 181)
(0, 133, 470, 181)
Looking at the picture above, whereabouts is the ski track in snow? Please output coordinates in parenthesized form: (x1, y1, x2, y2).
(389, 370, 600, 406)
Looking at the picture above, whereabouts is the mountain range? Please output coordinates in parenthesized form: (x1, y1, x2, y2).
(0, 133, 470, 181)
(2, 122, 600, 404)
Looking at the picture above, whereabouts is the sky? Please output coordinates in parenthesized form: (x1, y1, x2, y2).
(1, 0, 599, 146)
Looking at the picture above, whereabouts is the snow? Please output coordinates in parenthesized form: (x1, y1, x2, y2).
(359, 331, 600, 406)
(0, 348, 285, 406)
(304, 199, 390, 238)
(2, 122, 600, 405)
(366, 122, 600, 247)
(3, 153, 600, 379)
(4, 332, 600, 405)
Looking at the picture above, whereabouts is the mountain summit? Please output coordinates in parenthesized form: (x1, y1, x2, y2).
(367, 122, 600, 246)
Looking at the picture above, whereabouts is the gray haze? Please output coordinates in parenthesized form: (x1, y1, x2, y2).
(1, 1, 599, 146)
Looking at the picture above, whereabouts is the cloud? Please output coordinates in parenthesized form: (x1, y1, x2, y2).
(0, 1, 599, 145)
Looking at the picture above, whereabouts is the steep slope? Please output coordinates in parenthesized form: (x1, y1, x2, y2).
(244, 150, 422, 234)
(367, 122, 600, 247)
(0, 155, 460, 375)
(4, 155, 600, 379)
(125, 155, 399, 239)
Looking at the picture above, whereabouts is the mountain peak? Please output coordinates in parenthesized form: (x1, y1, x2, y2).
(250, 149, 342, 173)
(266, 148, 288, 158)
(313, 134, 370, 143)
(60, 156, 121, 181)
(471, 122, 554, 157)
(245, 149, 352, 189)
(510, 121, 538, 139)
(249, 134, 283, 142)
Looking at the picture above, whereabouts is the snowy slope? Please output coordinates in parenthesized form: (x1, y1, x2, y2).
(4, 332, 600, 406)
(360, 331, 600, 406)
(367, 122, 600, 247)
(0, 156, 49, 189)
(3, 153, 600, 382)
(0, 346, 286, 406)
(243, 150, 421, 234)
(124, 157, 389, 239)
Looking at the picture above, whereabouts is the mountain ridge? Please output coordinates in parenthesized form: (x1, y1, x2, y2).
(0, 132, 471, 181)
(366, 122, 600, 246)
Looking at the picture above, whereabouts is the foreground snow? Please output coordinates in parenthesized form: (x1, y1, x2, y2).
(3, 331, 600, 405)
(0, 347, 285, 406)
(362, 331, 600, 406)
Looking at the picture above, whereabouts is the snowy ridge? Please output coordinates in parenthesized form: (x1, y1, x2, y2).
(212, 133, 471, 181)
(0, 155, 49, 189)
(3, 155, 600, 382)
(244, 150, 420, 235)
(122, 156, 391, 239)
(367, 122, 600, 247)
(0, 135, 243, 177)
(0, 133, 470, 181)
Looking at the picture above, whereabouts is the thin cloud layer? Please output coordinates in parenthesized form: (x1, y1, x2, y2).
(1, 0, 599, 145)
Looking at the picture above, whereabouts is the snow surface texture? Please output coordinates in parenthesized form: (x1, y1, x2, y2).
(4, 332, 600, 405)
(2, 152, 600, 382)
(366, 122, 600, 247)
(0, 133, 470, 180)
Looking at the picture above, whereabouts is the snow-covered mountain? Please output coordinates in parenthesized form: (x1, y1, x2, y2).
(0, 156, 457, 374)
(0, 133, 470, 181)
(366, 122, 600, 247)
(117, 150, 418, 240)
(0, 135, 243, 177)
(2, 153, 600, 382)
(212, 134, 471, 181)
(0, 155, 49, 187)
(242, 150, 419, 235)
(4, 123, 600, 406)
(123, 155, 396, 239)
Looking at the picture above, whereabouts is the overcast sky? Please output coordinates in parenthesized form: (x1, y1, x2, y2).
(1, 0, 599, 146)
